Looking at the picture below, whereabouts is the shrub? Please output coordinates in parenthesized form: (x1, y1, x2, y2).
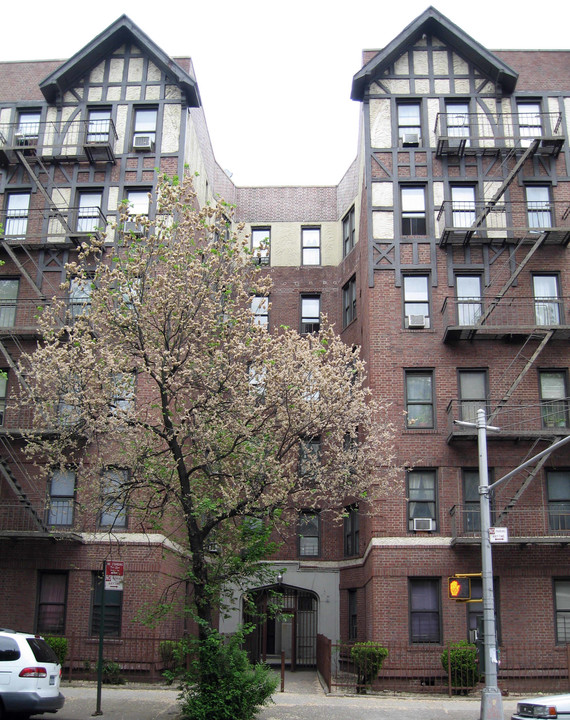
(441, 641, 480, 690)
(350, 641, 388, 693)
(176, 628, 277, 720)
(102, 660, 126, 685)
(44, 636, 68, 666)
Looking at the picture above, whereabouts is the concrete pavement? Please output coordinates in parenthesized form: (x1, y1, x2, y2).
(26, 672, 522, 720)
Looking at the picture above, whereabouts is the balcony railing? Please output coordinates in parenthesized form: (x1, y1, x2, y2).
(450, 503, 570, 542)
(437, 199, 570, 246)
(0, 501, 82, 538)
(446, 398, 570, 442)
(441, 296, 570, 341)
(434, 111, 565, 157)
(0, 206, 108, 245)
(0, 119, 118, 164)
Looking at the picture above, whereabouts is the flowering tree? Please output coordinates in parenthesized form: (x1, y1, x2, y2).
(21, 174, 395, 636)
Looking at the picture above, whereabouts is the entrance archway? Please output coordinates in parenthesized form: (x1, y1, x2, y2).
(243, 584, 318, 668)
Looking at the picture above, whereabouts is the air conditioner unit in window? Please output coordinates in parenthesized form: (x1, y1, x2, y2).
(413, 517, 435, 532)
(402, 133, 420, 146)
(123, 220, 143, 236)
(407, 314, 427, 328)
(133, 135, 154, 151)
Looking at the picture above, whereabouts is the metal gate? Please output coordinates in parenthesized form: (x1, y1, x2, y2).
(244, 585, 318, 668)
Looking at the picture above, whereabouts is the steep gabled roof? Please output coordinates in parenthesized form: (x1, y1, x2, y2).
(39, 14, 200, 106)
(351, 6, 518, 100)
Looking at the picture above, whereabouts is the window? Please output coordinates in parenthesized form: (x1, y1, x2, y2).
(69, 276, 92, 319)
(456, 275, 482, 326)
(57, 374, 82, 428)
(445, 102, 470, 141)
(298, 510, 320, 557)
(16, 111, 41, 145)
(344, 504, 359, 556)
(299, 436, 321, 478)
(77, 191, 102, 233)
(554, 579, 570, 643)
(401, 187, 426, 235)
(546, 470, 570, 531)
(0, 371, 7, 427)
(458, 369, 488, 424)
(468, 578, 500, 643)
(0, 279, 19, 327)
(405, 370, 434, 429)
(251, 295, 269, 327)
(86, 108, 111, 143)
(343, 206, 355, 257)
(251, 227, 270, 265)
(518, 102, 542, 147)
(99, 468, 127, 529)
(533, 275, 561, 326)
(463, 469, 481, 533)
(451, 186, 476, 228)
(4, 193, 30, 238)
(407, 469, 437, 532)
(403, 275, 430, 328)
(90, 571, 122, 637)
(348, 589, 358, 640)
(342, 276, 357, 328)
(409, 579, 440, 643)
(110, 373, 135, 415)
(36, 573, 67, 635)
(398, 103, 421, 146)
(540, 371, 568, 429)
(126, 189, 150, 217)
(133, 107, 157, 148)
(526, 186, 552, 229)
(248, 363, 266, 403)
(302, 227, 320, 266)
(47, 469, 75, 526)
(301, 295, 320, 334)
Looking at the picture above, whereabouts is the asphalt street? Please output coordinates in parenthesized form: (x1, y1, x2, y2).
(25, 673, 522, 720)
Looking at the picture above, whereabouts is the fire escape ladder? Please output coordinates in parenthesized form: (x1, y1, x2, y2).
(0, 451, 47, 533)
(496, 439, 554, 522)
(16, 150, 73, 220)
(477, 233, 546, 327)
(488, 330, 554, 424)
(0, 338, 31, 393)
(0, 243, 44, 298)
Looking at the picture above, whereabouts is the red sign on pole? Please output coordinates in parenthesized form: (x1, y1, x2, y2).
(105, 561, 124, 591)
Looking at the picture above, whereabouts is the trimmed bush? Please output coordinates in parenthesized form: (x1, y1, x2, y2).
(102, 660, 126, 685)
(441, 641, 480, 690)
(44, 636, 68, 666)
(350, 641, 388, 693)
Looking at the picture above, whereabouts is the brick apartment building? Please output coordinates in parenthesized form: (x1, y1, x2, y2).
(0, 8, 569, 685)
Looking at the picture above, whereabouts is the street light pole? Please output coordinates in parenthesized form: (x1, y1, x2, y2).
(476, 408, 503, 720)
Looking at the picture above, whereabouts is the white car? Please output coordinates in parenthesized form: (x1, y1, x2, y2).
(0, 629, 64, 718)
(512, 694, 570, 719)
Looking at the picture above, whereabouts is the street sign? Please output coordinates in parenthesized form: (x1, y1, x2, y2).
(105, 561, 124, 591)
(489, 527, 508, 543)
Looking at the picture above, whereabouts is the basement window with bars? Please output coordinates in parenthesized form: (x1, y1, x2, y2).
(90, 572, 122, 637)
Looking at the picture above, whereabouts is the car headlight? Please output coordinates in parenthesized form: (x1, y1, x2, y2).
(530, 705, 556, 718)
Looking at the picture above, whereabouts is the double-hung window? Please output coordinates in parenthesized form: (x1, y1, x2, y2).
(342, 276, 357, 328)
(91, 571, 122, 637)
(5, 193, 30, 238)
(87, 108, 111, 144)
(343, 206, 355, 257)
(540, 371, 568, 429)
(343, 504, 359, 557)
(458, 369, 488, 424)
(69, 276, 92, 319)
(0, 279, 19, 327)
(301, 295, 320, 334)
(99, 468, 127, 529)
(405, 370, 434, 429)
(546, 470, 570, 531)
(302, 227, 320, 266)
(526, 186, 552, 229)
(401, 187, 426, 235)
(403, 275, 430, 328)
(554, 579, 570, 643)
(298, 510, 320, 557)
(398, 103, 421, 146)
(445, 102, 470, 142)
(77, 191, 102, 234)
(407, 469, 437, 532)
(48, 469, 75, 526)
(517, 102, 542, 147)
(133, 107, 157, 149)
(251, 228, 270, 265)
(533, 275, 561, 326)
(0, 371, 7, 427)
(251, 295, 269, 327)
(16, 111, 41, 146)
(409, 579, 440, 643)
(463, 469, 482, 533)
(348, 589, 358, 640)
(456, 275, 482, 326)
(36, 573, 67, 635)
(451, 186, 476, 228)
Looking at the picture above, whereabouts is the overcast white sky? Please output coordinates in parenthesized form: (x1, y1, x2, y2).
(1, 0, 568, 186)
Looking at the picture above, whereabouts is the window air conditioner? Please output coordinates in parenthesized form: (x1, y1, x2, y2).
(123, 220, 143, 236)
(413, 517, 435, 532)
(402, 133, 420, 146)
(407, 314, 427, 328)
(133, 135, 154, 151)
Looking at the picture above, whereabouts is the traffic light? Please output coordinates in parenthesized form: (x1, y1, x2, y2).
(448, 576, 471, 600)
